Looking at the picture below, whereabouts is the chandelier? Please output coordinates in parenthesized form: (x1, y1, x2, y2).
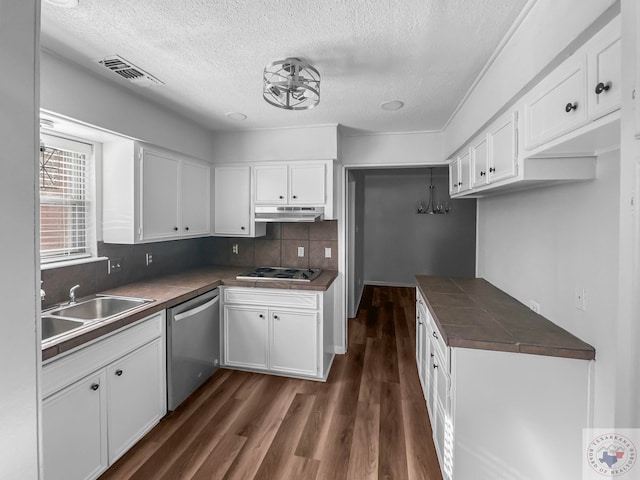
(417, 168, 451, 214)
(263, 58, 320, 110)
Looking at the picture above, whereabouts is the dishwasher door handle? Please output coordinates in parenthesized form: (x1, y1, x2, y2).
(174, 296, 219, 322)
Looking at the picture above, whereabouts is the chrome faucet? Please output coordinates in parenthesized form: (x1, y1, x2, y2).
(69, 284, 80, 304)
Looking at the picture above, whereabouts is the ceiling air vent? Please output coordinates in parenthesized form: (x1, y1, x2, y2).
(97, 55, 164, 87)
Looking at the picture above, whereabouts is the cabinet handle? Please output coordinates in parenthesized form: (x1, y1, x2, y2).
(240, 226, 245, 230)
(90, 383, 100, 391)
(565, 102, 578, 112)
(480, 171, 486, 176)
(115, 369, 123, 376)
(595, 82, 611, 95)
(489, 167, 496, 173)
(173, 227, 178, 231)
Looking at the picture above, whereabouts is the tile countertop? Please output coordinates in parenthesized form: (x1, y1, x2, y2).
(415, 275, 596, 361)
(42, 265, 338, 362)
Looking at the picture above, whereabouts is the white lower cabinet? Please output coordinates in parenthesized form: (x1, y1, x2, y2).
(416, 288, 592, 480)
(220, 286, 334, 380)
(42, 371, 108, 480)
(42, 312, 166, 480)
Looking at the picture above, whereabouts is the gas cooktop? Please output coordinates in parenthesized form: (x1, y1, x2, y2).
(236, 267, 322, 282)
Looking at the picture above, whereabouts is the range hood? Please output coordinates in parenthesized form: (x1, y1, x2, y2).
(255, 206, 324, 223)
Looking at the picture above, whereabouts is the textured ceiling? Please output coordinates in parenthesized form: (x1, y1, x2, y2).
(41, 0, 528, 134)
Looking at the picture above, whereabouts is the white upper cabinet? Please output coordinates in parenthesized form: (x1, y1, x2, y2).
(103, 141, 211, 244)
(448, 158, 460, 195)
(586, 16, 621, 121)
(487, 110, 518, 184)
(214, 166, 250, 236)
(253, 161, 327, 206)
(470, 135, 489, 189)
(524, 55, 588, 150)
(254, 164, 288, 204)
(457, 150, 471, 193)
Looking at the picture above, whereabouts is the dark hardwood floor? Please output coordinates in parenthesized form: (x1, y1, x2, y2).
(99, 286, 442, 480)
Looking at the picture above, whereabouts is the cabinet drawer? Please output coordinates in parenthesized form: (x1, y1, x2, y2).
(223, 287, 319, 310)
(42, 312, 164, 397)
(524, 55, 587, 150)
(427, 313, 449, 371)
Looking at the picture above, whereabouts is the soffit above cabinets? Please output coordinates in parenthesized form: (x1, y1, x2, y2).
(40, 0, 527, 134)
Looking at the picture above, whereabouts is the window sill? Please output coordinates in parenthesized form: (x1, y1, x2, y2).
(41, 256, 109, 271)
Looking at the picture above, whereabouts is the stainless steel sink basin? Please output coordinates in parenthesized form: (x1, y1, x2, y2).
(42, 316, 85, 341)
(48, 296, 152, 321)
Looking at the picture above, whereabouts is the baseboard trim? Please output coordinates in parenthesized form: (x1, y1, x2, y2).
(364, 281, 416, 288)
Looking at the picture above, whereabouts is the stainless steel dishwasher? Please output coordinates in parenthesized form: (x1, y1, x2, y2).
(167, 288, 219, 410)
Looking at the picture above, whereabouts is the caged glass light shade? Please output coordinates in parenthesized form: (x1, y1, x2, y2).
(263, 58, 320, 110)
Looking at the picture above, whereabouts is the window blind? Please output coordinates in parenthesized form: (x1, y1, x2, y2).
(39, 141, 89, 261)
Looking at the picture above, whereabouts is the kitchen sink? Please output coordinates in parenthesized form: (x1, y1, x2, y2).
(41, 316, 85, 341)
(47, 296, 152, 321)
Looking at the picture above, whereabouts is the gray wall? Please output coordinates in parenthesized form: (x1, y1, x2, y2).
(361, 168, 476, 286)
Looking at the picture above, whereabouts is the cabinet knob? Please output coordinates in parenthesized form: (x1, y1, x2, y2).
(185, 226, 189, 231)
(259, 314, 264, 318)
(274, 315, 279, 320)
(90, 383, 100, 391)
(115, 369, 123, 376)
(433, 331, 438, 339)
(279, 195, 284, 199)
(430, 353, 434, 358)
(595, 82, 611, 95)
(480, 171, 486, 176)
(240, 226, 245, 230)
(292, 195, 297, 199)
(489, 167, 496, 173)
(565, 102, 578, 113)
(173, 227, 178, 231)
(433, 363, 438, 369)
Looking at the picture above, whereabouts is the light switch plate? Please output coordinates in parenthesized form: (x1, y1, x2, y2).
(297, 246, 305, 257)
(324, 247, 332, 258)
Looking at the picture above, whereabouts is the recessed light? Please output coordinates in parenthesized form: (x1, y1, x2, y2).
(381, 100, 404, 111)
(225, 112, 247, 121)
(43, 0, 80, 7)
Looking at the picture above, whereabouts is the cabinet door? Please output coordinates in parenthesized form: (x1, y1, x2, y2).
(488, 111, 518, 184)
(214, 166, 251, 236)
(524, 56, 587, 150)
(471, 135, 489, 189)
(458, 150, 471, 192)
(254, 165, 288, 204)
(270, 310, 318, 376)
(416, 307, 425, 387)
(140, 150, 180, 241)
(432, 349, 452, 478)
(181, 160, 211, 236)
(587, 17, 620, 120)
(43, 371, 108, 480)
(223, 305, 269, 369)
(107, 339, 165, 464)
(289, 163, 326, 204)
(449, 159, 459, 195)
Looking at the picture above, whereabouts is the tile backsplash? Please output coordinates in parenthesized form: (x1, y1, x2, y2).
(41, 221, 338, 307)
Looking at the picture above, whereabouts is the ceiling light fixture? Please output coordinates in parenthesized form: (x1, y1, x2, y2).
(225, 112, 247, 121)
(381, 100, 404, 111)
(263, 57, 320, 111)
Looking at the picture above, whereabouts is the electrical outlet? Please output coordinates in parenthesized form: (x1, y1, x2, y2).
(324, 247, 332, 258)
(529, 300, 540, 314)
(575, 288, 587, 311)
(232, 244, 239, 255)
(145, 253, 153, 266)
(297, 246, 305, 257)
(108, 258, 122, 274)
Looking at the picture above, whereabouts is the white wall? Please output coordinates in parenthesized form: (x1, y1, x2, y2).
(341, 131, 444, 166)
(0, 1, 41, 479)
(477, 151, 620, 426)
(40, 51, 215, 161)
(210, 125, 338, 163)
(444, 0, 617, 157)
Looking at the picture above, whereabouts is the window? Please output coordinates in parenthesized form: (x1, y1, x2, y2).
(39, 134, 94, 264)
